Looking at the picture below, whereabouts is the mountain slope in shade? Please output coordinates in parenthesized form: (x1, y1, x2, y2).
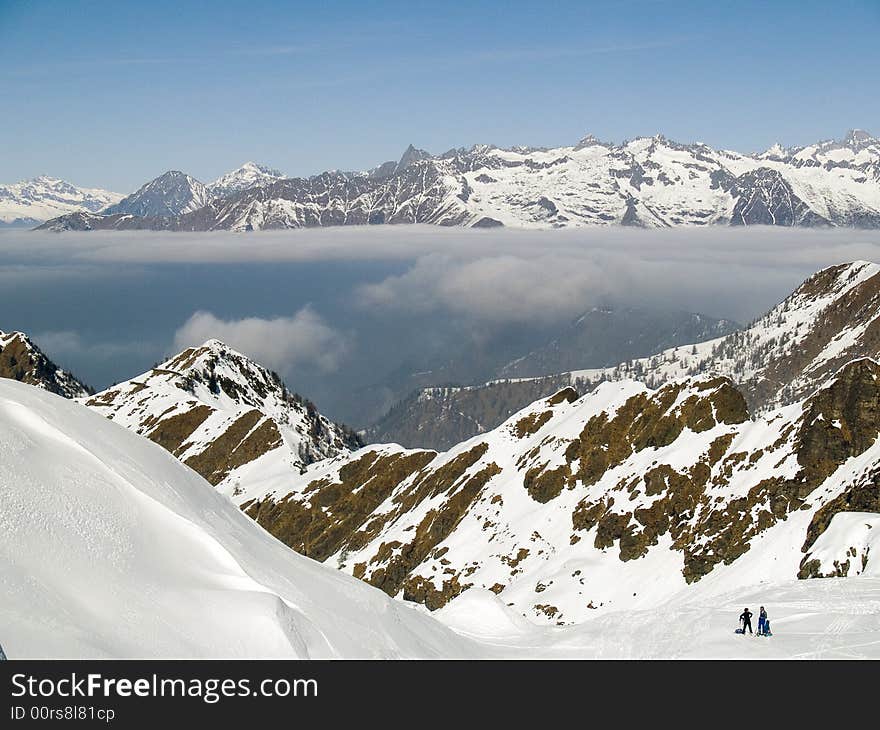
(371, 261, 880, 449)
(499, 308, 739, 380)
(563, 260, 880, 412)
(208, 161, 286, 198)
(38, 129, 880, 231)
(239, 358, 880, 625)
(102, 170, 211, 217)
(0, 378, 480, 659)
(0, 176, 121, 225)
(0, 330, 90, 397)
(365, 307, 739, 450)
(83, 339, 361, 493)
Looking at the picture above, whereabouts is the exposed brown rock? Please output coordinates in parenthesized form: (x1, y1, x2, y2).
(514, 410, 553, 439)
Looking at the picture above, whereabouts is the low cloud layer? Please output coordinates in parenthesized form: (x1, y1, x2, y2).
(173, 307, 348, 374)
(5, 226, 880, 324)
(5, 225, 880, 411)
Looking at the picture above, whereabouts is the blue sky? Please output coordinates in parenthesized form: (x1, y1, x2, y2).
(1, 0, 878, 192)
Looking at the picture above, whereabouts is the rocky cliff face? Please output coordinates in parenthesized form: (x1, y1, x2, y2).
(0, 330, 90, 398)
(235, 357, 880, 623)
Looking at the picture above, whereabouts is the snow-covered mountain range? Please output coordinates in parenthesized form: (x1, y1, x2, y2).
(37, 129, 880, 231)
(0, 330, 90, 398)
(0, 176, 121, 226)
(83, 339, 361, 493)
(0, 162, 282, 225)
(374, 261, 880, 448)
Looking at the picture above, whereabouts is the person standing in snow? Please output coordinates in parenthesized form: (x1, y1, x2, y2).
(739, 607, 753, 635)
(0, 642, 6, 660)
(757, 607, 768, 636)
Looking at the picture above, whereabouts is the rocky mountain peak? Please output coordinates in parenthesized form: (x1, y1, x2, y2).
(396, 144, 432, 172)
(85, 339, 362, 490)
(0, 330, 91, 398)
(573, 133, 603, 150)
(843, 128, 876, 149)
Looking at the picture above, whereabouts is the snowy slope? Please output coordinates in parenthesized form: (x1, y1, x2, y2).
(0, 329, 90, 398)
(208, 161, 286, 198)
(84, 339, 361, 491)
(239, 356, 880, 625)
(0, 176, 121, 225)
(3, 377, 878, 658)
(39, 129, 880, 231)
(436, 576, 880, 658)
(0, 378, 483, 659)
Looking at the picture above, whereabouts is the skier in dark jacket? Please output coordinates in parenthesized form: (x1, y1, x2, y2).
(739, 608, 753, 635)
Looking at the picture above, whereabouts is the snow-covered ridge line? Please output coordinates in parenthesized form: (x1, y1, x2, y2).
(0, 176, 121, 225)
(36, 129, 880, 231)
(82, 338, 362, 496)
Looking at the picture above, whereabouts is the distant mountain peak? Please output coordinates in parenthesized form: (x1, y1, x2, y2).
(396, 144, 431, 171)
(843, 128, 876, 149)
(208, 162, 285, 198)
(103, 170, 210, 218)
(758, 142, 788, 159)
(240, 161, 283, 175)
(573, 133, 606, 150)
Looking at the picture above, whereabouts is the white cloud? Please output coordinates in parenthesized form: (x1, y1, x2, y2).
(357, 253, 611, 323)
(172, 307, 348, 374)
